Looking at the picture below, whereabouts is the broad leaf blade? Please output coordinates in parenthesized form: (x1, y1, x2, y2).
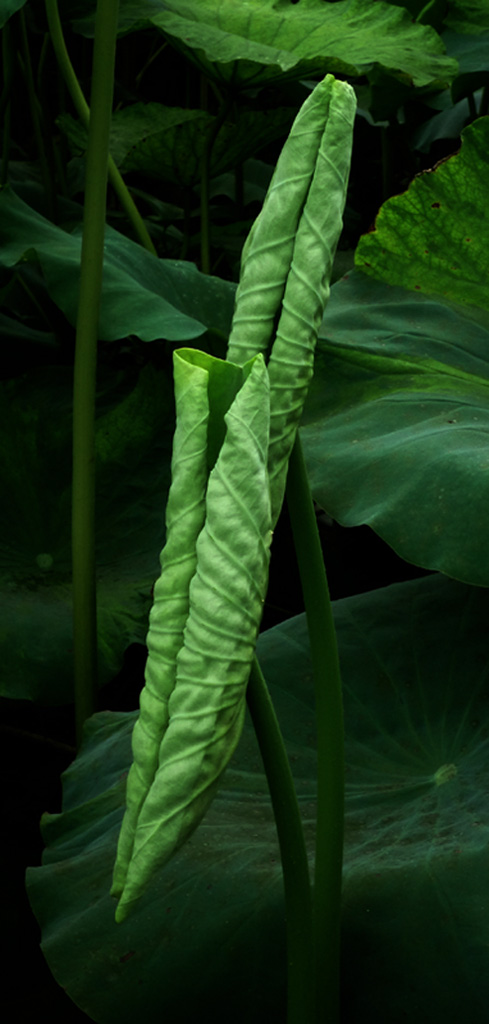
(356, 118, 489, 312)
(149, 0, 456, 89)
(0, 186, 235, 342)
(302, 270, 489, 586)
(27, 574, 489, 1021)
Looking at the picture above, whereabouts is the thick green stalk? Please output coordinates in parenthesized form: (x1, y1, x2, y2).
(45, 0, 156, 256)
(246, 657, 315, 1024)
(72, 0, 119, 747)
(286, 434, 344, 1024)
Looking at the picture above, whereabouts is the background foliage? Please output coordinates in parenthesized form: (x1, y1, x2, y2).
(1, 0, 488, 1020)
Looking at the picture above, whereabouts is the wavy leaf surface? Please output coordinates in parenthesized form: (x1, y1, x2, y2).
(113, 352, 272, 920)
(27, 574, 489, 1022)
(356, 118, 489, 312)
(149, 0, 457, 89)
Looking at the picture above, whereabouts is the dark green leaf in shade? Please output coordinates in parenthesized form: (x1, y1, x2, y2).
(0, 0, 26, 30)
(444, 0, 489, 34)
(0, 365, 174, 703)
(0, 185, 235, 342)
(58, 103, 295, 188)
(26, 574, 489, 1022)
(301, 269, 489, 587)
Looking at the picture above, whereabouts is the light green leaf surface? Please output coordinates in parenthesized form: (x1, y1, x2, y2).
(110, 352, 211, 899)
(228, 75, 355, 525)
(149, 0, 456, 89)
(0, 365, 173, 703)
(0, 185, 235, 342)
(355, 118, 489, 312)
(113, 352, 272, 921)
(301, 269, 489, 586)
(266, 77, 355, 524)
(26, 574, 489, 1021)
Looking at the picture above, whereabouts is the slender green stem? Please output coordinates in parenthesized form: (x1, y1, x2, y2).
(45, 0, 157, 256)
(246, 657, 315, 1024)
(415, 0, 436, 23)
(72, 0, 119, 747)
(286, 433, 344, 1024)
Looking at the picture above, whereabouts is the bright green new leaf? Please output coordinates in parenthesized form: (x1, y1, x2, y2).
(112, 350, 272, 921)
(228, 74, 355, 524)
(356, 118, 489, 312)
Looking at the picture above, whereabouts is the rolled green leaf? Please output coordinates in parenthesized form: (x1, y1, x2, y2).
(113, 351, 272, 922)
(267, 77, 356, 524)
(226, 75, 355, 525)
(226, 77, 329, 367)
(111, 352, 211, 899)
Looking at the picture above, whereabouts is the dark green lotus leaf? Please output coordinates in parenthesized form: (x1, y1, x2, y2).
(0, 0, 27, 30)
(356, 118, 489, 312)
(301, 269, 489, 586)
(26, 574, 489, 1021)
(148, 0, 456, 90)
(0, 185, 235, 342)
(442, 27, 489, 79)
(59, 102, 295, 189)
(0, 364, 174, 703)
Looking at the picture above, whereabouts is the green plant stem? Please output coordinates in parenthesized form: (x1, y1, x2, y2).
(286, 433, 344, 1024)
(45, 0, 157, 256)
(246, 657, 315, 1024)
(72, 0, 119, 747)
